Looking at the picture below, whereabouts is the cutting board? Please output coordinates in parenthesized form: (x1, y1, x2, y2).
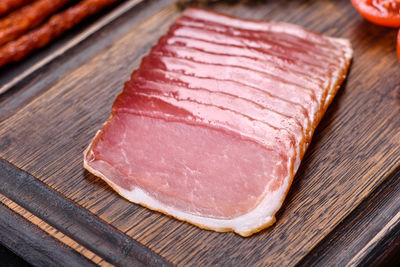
(0, 0, 399, 266)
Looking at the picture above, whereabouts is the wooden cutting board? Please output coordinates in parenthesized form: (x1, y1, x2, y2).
(0, 0, 399, 265)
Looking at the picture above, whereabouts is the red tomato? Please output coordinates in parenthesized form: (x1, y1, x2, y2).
(350, 0, 400, 27)
(397, 29, 400, 61)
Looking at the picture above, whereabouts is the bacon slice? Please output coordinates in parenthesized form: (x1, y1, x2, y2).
(141, 55, 320, 125)
(84, 8, 352, 236)
(134, 68, 311, 141)
(181, 8, 353, 119)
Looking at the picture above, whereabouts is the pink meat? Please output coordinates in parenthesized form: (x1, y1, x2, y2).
(127, 77, 306, 157)
(181, 8, 346, 51)
(140, 54, 320, 120)
(153, 42, 325, 94)
(168, 25, 338, 70)
(132, 68, 311, 140)
(87, 112, 288, 218)
(83, 8, 353, 236)
(151, 43, 326, 126)
(162, 35, 327, 81)
(176, 16, 344, 59)
(112, 92, 296, 159)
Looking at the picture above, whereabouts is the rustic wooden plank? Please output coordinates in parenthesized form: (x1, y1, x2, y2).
(0, 0, 399, 265)
(350, 213, 400, 266)
(298, 166, 400, 265)
(0, 192, 112, 266)
(0, 158, 171, 267)
(0, 197, 97, 267)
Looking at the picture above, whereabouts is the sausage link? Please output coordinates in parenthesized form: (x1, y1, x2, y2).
(0, 0, 120, 67)
(0, 0, 74, 46)
(0, 0, 34, 17)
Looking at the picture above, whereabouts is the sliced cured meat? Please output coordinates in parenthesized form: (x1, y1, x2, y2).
(180, 8, 353, 113)
(84, 8, 353, 236)
(133, 68, 312, 143)
(151, 43, 326, 131)
(86, 112, 290, 228)
(87, 92, 295, 233)
(113, 92, 296, 161)
(153, 43, 325, 95)
(127, 78, 307, 158)
(163, 35, 328, 81)
(176, 16, 344, 59)
(181, 8, 347, 51)
(169, 25, 338, 71)
(140, 54, 320, 123)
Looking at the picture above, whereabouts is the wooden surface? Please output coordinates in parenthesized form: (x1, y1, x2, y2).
(0, 0, 399, 265)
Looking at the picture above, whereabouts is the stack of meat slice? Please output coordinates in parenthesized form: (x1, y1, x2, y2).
(84, 8, 353, 236)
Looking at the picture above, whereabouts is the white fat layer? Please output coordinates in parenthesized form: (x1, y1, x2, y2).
(325, 38, 353, 109)
(84, 144, 295, 236)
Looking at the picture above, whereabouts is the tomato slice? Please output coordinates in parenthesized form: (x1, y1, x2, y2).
(397, 29, 400, 61)
(351, 0, 400, 27)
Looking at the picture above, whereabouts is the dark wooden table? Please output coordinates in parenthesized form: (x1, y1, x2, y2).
(0, 0, 399, 266)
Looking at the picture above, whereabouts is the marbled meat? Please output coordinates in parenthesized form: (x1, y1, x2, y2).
(84, 8, 353, 236)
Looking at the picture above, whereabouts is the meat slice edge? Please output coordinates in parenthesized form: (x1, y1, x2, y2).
(113, 92, 297, 167)
(140, 54, 320, 124)
(133, 68, 311, 144)
(182, 8, 347, 50)
(178, 8, 354, 117)
(128, 77, 307, 158)
(176, 16, 343, 57)
(84, 99, 295, 236)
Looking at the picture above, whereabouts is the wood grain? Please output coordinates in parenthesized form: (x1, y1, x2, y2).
(0, 196, 97, 266)
(0, 158, 171, 266)
(0, 0, 399, 265)
(299, 166, 400, 266)
(0, 192, 112, 266)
